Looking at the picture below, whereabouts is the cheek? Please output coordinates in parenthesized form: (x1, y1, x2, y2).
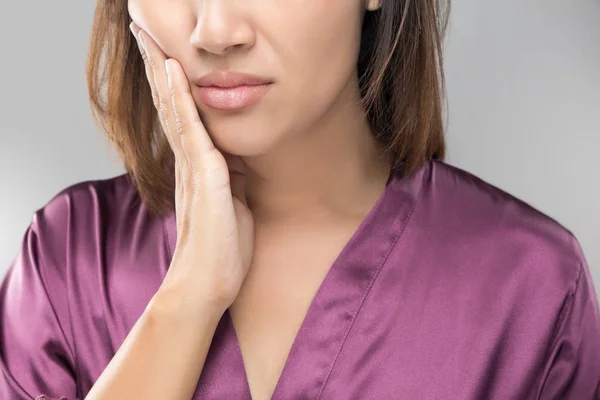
(271, 1, 363, 111)
(275, 1, 362, 66)
(128, 0, 191, 59)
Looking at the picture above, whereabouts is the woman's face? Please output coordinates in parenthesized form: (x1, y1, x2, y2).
(128, 0, 375, 156)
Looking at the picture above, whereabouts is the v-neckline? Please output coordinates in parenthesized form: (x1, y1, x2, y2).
(163, 161, 425, 399)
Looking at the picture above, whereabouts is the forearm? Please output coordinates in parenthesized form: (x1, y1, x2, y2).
(84, 286, 225, 400)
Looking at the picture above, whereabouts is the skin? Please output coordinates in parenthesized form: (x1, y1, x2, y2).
(127, 0, 391, 226)
(125, 1, 390, 398)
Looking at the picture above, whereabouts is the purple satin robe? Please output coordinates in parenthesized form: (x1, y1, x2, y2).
(1, 160, 599, 400)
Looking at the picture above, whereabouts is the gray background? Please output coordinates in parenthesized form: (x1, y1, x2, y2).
(1, 1, 599, 300)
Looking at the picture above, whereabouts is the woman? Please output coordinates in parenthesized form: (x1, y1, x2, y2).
(1, 0, 599, 399)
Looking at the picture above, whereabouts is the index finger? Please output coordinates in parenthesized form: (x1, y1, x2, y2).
(131, 23, 184, 159)
(165, 58, 222, 171)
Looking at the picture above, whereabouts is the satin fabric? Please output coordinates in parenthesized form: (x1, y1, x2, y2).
(1, 160, 599, 400)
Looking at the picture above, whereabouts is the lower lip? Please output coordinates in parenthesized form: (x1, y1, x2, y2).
(197, 83, 273, 111)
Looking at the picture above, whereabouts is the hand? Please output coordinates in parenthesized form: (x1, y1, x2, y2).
(129, 21, 255, 312)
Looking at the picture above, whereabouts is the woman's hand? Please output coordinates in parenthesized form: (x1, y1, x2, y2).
(130, 22, 255, 313)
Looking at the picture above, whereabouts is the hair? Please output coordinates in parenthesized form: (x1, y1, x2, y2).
(87, 0, 451, 218)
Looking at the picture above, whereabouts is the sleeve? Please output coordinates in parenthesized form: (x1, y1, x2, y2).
(537, 256, 600, 399)
(0, 216, 80, 400)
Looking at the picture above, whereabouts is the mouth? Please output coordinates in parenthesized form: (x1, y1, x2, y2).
(195, 83, 273, 111)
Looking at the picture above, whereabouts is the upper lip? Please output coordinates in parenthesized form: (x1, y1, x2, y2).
(194, 71, 273, 88)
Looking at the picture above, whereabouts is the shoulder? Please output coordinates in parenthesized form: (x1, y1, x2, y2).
(29, 173, 144, 268)
(4, 174, 142, 356)
(32, 173, 141, 233)
(33, 173, 138, 224)
(413, 160, 586, 294)
(408, 161, 600, 395)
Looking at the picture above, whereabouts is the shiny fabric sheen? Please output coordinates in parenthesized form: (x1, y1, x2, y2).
(1, 160, 599, 400)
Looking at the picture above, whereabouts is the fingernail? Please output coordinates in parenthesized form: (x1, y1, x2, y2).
(129, 21, 141, 37)
(137, 29, 147, 48)
(165, 59, 172, 76)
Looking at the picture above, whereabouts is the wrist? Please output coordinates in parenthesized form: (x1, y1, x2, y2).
(148, 283, 227, 327)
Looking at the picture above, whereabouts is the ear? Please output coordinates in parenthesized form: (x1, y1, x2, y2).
(366, 0, 382, 11)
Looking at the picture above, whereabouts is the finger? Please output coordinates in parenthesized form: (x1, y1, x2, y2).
(131, 24, 190, 226)
(165, 58, 224, 174)
(135, 27, 185, 162)
(130, 25, 161, 122)
(175, 158, 185, 234)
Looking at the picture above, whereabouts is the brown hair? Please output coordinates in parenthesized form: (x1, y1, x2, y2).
(86, 0, 451, 218)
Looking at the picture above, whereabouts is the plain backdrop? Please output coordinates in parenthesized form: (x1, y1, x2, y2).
(1, 0, 598, 301)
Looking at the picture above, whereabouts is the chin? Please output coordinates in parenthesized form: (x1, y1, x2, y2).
(206, 125, 274, 157)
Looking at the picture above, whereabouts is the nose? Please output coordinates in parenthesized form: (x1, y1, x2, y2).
(190, 1, 255, 56)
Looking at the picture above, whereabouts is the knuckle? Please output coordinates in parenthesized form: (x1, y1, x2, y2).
(175, 116, 188, 135)
(158, 117, 169, 134)
(169, 92, 182, 114)
(158, 98, 169, 118)
(169, 86, 178, 101)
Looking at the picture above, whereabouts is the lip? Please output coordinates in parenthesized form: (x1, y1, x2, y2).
(193, 70, 273, 111)
(193, 70, 273, 88)
(195, 84, 273, 111)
